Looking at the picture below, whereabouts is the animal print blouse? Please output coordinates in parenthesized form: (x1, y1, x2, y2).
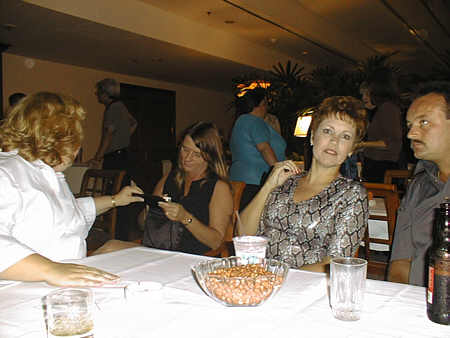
(257, 173, 368, 269)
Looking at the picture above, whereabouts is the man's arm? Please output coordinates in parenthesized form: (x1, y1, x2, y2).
(388, 259, 411, 284)
(388, 259, 411, 283)
(128, 112, 137, 135)
(359, 140, 387, 149)
(94, 126, 113, 161)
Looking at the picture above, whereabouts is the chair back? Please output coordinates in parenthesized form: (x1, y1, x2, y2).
(362, 182, 400, 280)
(79, 169, 125, 252)
(383, 169, 413, 198)
(204, 181, 246, 258)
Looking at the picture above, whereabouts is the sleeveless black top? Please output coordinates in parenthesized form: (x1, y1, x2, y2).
(163, 170, 218, 255)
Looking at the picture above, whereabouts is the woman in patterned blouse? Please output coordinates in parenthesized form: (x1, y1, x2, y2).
(240, 96, 369, 272)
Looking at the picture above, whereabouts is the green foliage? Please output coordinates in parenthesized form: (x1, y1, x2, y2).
(356, 53, 400, 81)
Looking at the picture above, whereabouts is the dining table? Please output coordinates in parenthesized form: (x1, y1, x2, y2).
(0, 247, 448, 338)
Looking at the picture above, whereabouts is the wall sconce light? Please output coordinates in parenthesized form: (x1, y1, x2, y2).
(294, 109, 314, 137)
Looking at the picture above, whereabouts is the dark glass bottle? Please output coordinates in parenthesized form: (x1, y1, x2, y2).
(427, 202, 450, 325)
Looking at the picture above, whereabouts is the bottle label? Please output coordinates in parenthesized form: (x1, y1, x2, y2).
(427, 266, 434, 304)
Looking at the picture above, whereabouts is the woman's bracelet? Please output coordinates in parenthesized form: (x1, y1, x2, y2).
(111, 195, 117, 208)
(182, 213, 193, 226)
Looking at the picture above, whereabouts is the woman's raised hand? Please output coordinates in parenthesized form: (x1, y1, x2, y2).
(264, 160, 300, 190)
(114, 184, 144, 207)
(158, 201, 188, 223)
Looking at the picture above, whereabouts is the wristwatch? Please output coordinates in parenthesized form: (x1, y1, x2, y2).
(182, 215, 193, 225)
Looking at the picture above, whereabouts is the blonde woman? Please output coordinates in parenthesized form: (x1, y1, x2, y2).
(0, 92, 143, 286)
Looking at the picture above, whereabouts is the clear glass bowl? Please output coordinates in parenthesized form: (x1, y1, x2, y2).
(192, 256, 289, 307)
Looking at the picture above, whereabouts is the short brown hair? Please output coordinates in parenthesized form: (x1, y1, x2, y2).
(311, 96, 368, 144)
(0, 92, 85, 167)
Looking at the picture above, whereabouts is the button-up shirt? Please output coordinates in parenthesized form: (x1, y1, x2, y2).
(390, 160, 450, 286)
(0, 150, 96, 273)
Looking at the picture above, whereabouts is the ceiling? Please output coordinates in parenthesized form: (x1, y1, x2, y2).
(1, 0, 449, 92)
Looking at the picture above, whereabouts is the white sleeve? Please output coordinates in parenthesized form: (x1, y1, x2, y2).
(75, 197, 96, 230)
(0, 173, 35, 273)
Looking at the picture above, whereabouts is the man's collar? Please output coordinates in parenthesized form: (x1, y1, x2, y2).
(414, 160, 439, 178)
(414, 160, 449, 184)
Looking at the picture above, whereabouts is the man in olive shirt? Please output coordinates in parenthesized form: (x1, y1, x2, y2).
(389, 82, 450, 286)
(89, 78, 138, 240)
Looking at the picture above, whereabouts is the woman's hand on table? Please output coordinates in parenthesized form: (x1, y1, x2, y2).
(264, 160, 300, 190)
(44, 262, 120, 287)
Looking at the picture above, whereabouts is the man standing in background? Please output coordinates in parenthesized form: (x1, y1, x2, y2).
(89, 78, 138, 240)
(90, 78, 137, 171)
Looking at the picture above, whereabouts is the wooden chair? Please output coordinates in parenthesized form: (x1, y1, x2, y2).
(78, 169, 126, 254)
(361, 182, 400, 280)
(383, 169, 413, 198)
(204, 181, 246, 258)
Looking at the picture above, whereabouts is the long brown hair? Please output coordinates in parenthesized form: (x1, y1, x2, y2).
(175, 121, 228, 189)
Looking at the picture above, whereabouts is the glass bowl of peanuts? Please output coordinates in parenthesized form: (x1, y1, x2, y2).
(192, 256, 289, 307)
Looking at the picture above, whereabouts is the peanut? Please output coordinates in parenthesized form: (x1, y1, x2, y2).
(205, 264, 282, 306)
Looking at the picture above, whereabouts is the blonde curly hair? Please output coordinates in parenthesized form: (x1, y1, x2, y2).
(0, 92, 85, 167)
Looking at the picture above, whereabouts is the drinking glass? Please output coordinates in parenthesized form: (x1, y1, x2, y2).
(45, 288, 94, 338)
(330, 257, 367, 321)
(233, 236, 268, 263)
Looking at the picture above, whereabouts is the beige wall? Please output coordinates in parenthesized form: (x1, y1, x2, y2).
(3, 53, 233, 160)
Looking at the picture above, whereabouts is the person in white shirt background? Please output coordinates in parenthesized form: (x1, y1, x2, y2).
(0, 92, 143, 287)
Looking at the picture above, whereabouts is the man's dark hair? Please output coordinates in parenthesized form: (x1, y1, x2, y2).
(414, 81, 450, 119)
(8, 92, 26, 107)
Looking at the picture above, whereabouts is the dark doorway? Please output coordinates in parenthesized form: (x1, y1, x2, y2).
(120, 83, 176, 193)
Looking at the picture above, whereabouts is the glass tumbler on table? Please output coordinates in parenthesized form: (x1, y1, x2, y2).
(45, 288, 94, 338)
(330, 257, 367, 321)
(232, 235, 268, 263)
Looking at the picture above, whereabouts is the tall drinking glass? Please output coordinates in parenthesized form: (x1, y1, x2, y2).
(45, 288, 94, 338)
(330, 257, 367, 321)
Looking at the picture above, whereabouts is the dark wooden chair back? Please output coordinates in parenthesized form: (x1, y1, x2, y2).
(362, 182, 400, 280)
(204, 181, 246, 258)
(383, 169, 413, 198)
(79, 169, 125, 253)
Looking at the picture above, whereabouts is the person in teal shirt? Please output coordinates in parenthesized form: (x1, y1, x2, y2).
(230, 88, 286, 209)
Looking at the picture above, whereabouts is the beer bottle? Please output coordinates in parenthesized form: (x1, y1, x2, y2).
(427, 201, 449, 325)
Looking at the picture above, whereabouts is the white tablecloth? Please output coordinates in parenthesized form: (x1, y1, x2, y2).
(0, 247, 447, 338)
